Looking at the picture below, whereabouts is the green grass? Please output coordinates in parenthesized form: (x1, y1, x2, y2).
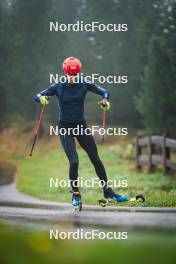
(0, 223, 176, 264)
(11, 143, 176, 207)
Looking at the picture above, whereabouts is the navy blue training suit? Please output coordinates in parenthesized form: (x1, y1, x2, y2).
(35, 80, 110, 192)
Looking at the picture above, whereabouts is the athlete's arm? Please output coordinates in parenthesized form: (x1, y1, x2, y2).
(35, 83, 57, 103)
(85, 81, 110, 100)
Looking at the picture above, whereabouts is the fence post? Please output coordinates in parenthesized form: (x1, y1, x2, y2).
(148, 135, 155, 173)
(136, 136, 142, 171)
(162, 134, 170, 173)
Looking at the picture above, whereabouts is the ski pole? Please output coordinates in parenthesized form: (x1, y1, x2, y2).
(29, 105, 45, 157)
(102, 109, 107, 141)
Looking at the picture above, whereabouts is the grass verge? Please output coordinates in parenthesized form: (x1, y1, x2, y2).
(11, 142, 176, 207)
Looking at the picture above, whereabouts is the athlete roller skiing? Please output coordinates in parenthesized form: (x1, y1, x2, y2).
(34, 57, 129, 210)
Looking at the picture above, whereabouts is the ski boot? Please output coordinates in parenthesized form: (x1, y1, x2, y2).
(98, 187, 129, 207)
(71, 191, 82, 212)
(98, 187, 145, 207)
(104, 187, 129, 202)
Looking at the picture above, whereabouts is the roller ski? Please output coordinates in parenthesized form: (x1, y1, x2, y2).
(71, 191, 82, 212)
(98, 187, 145, 207)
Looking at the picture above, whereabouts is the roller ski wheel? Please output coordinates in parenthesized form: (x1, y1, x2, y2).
(71, 192, 82, 212)
(136, 194, 145, 203)
(126, 193, 145, 206)
(98, 199, 109, 207)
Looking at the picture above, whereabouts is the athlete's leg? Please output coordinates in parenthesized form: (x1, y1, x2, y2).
(59, 134, 79, 192)
(77, 134, 128, 202)
(77, 133, 108, 186)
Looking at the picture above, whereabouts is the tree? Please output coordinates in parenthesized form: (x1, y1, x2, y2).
(135, 36, 176, 135)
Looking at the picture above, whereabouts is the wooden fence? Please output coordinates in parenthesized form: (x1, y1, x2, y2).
(135, 135, 176, 173)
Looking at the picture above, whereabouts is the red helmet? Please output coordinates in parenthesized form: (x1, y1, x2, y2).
(63, 57, 82, 75)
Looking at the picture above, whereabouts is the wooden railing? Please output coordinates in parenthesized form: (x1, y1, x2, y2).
(135, 135, 176, 173)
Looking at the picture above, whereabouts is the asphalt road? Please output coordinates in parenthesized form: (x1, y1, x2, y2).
(0, 183, 176, 230)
